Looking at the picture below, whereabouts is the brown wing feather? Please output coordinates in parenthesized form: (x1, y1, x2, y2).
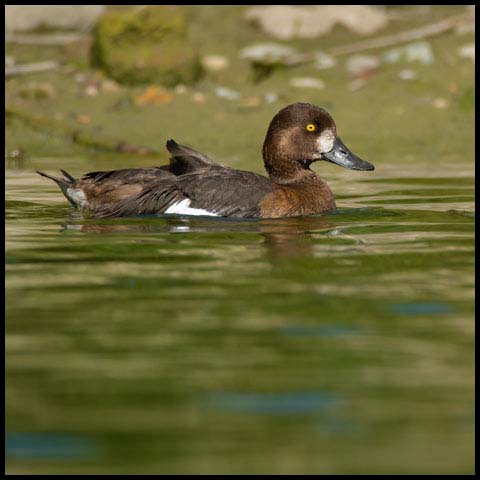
(63, 141, 273, 218)
(91, 179, 183, 218)
(91, 167, 273, 219)
(165, 139, 222, 176)
(177, 168, 274, 217)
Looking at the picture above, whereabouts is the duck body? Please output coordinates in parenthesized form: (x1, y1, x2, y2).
(37, 103, 374, 219)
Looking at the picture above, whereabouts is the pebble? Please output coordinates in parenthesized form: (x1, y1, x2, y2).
(432, 98, 448, 109)
(192, 92, 207, 104)
(458, 43, 475, 62)
(398, 69, 417, 80)
(383, 41, 434, 65)
(5, 148, 25, 160)
(101, 78, 122, 94)
(289, 77, 325, 89)
(345, 54, 379, 76)
(201, 55, 229, 72)
(174, 84, 188, 94)
(74, 73, 86, 83)
(239, 43, 297, 64)
(313, 51, 337, 70)
(264, 92, 279, 104)
(240, 96, 262, 108)
(348, 78, 368, 92)
(215, 86, 241, 100)
(84, 83, 99, 97)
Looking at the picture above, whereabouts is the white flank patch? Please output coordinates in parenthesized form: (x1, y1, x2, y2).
(164, 199, 218, 217)
(66, 187, 86, 207)
(316, 128, 335, 153)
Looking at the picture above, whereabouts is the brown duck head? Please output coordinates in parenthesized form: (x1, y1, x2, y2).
(262, 102, 374, 183)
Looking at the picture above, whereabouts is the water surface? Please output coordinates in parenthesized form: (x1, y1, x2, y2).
(5, 155, 475, 474)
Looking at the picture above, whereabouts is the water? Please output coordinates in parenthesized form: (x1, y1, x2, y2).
(5, 155, 474, 474)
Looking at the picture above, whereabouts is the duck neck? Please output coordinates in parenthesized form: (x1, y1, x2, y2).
(263, 145, 314, 185)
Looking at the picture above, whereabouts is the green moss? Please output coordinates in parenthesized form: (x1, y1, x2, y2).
(91, 6, 202, 86)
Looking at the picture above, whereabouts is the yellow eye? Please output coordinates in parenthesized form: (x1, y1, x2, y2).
(306, 123, 316, 132)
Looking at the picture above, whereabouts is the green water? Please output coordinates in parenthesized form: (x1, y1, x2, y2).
(5, 153, 474, 474)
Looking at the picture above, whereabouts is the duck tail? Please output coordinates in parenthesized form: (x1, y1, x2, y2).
(37, 170, 78, 206)
(37, 169, 76, 186)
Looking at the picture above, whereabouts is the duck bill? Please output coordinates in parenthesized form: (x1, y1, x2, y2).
(322, 137, 374, 171)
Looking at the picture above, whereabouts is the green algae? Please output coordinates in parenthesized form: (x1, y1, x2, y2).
(91, 6, 202, 86)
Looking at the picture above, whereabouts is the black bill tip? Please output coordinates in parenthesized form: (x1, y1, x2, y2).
(322, 137, 374, 171)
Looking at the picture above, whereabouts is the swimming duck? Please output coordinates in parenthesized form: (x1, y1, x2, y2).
(37, 102, 374, 218)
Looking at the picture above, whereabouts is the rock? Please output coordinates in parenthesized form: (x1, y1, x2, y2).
(345, 54, 380, 76)
(398, 69, 417, 81)
(174, 84, 188, 94)
(239, 43, 310, 81)
(192, 92, 207, 104)
(313, 51, 337, 70)
(101, 78, 122, 94)
(289, 77, 325, 89)
(458, 43, 475, 62)
(239, 43, 298, 65)
(244, 5, 388, 40)
(383, 41, 434, 65)
(264, 92, 279, 104)
(215, 86, 241, 100)
(5, 5, 104, 32)
(76, 74, 122, 97)
(91, 6, 202, 87)
(432, 98, 448, 109)
(338, 6, 388, 35)
(240, 96, 262, 108)
(201, 55, 229, 72)
(349, 78, 368, 92)
(84, 83, 99, 97)
(5, 148, 26, 161)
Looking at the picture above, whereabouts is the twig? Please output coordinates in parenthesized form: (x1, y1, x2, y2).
(328, 13, 471, 56)
(5, 32, 83, 45)
(5, 60, 60, 77)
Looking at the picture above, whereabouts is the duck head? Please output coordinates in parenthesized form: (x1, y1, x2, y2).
(262, 102, 374, 183)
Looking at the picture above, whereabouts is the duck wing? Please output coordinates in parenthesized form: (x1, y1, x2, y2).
(165, 139, 221, 175)
(94, 167, 274, 218)
(177, 168, 274, 217)
(81, 167, 172, 183)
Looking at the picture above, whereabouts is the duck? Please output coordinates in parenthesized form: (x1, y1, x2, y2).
(37, 102, 374, 219)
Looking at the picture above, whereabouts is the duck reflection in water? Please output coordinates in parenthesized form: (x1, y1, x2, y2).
(62, 214, 334, 258)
